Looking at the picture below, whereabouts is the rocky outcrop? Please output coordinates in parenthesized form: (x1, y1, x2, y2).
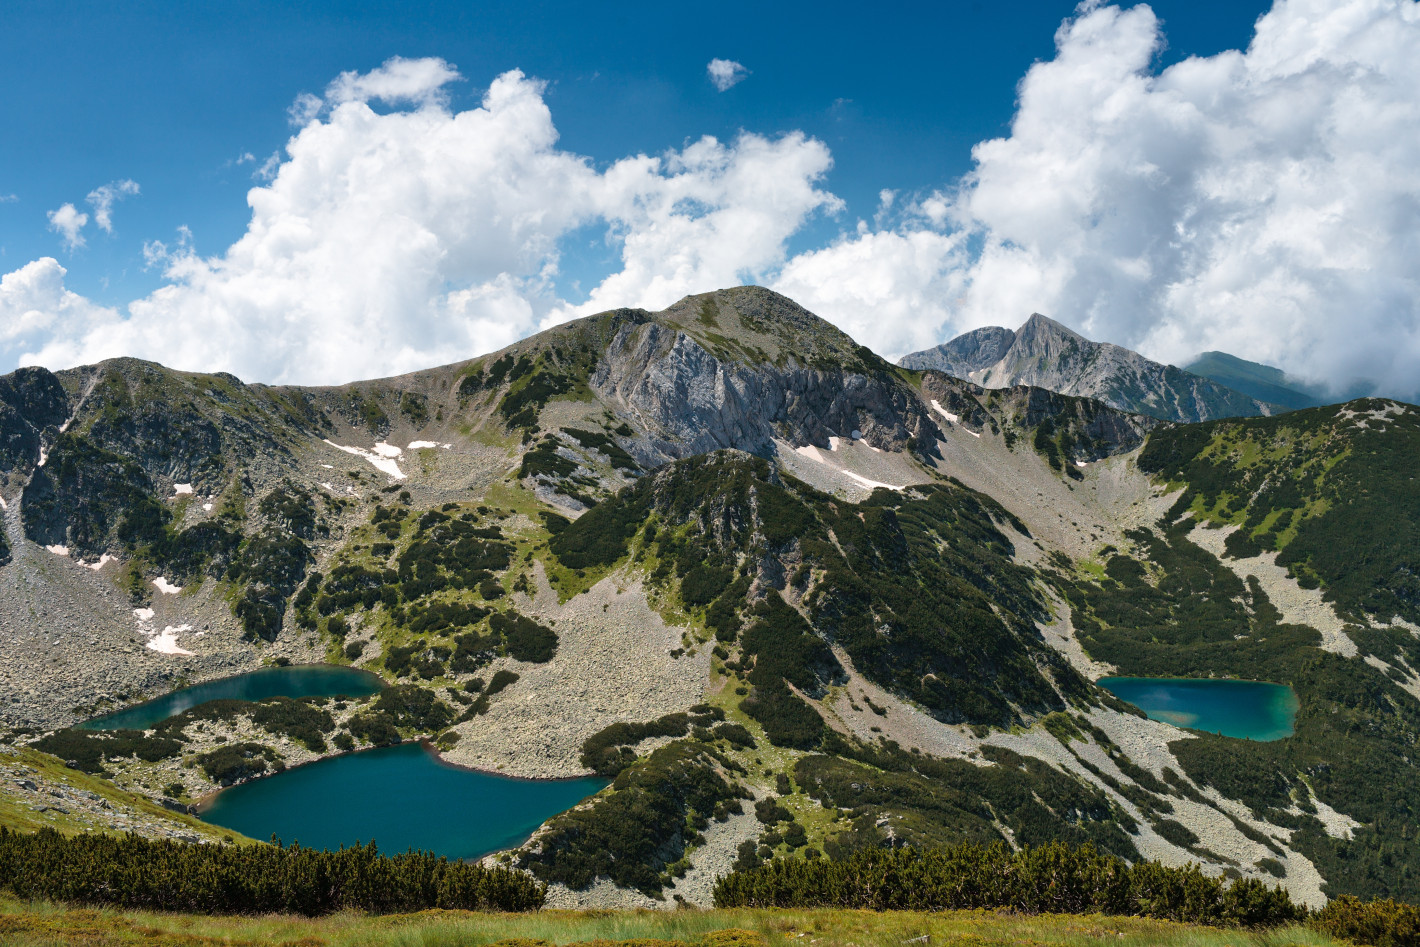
(902, 313, 1273, 423)
(0, 366, 71, 477)
(904, 325, 1016, 380)
(919, 372, 1157, 461)
(593, 321, 940, 464)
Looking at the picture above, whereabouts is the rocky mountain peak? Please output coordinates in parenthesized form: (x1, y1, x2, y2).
(1015, 312, 1085, 346)
(900, 312, 1276, 423)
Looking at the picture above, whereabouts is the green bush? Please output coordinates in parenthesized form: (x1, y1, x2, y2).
(712, 841, 1302, 927)
(1311, 895, 1420, 947)
(681, 564, 732, 607)
(485, 670, 520, 696)
(248, 697, 335, 752)
(579, 707, 723, 776)
(195, 743, 281, 785)
(491, 611, 558, 663)
(742, 680, 824, 750)
(0, 827, 544, 915)
(521, 741, 745, 895)
(32, 729, 182, 776)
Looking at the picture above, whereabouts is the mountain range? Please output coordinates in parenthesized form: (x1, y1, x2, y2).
(900, 314, 1298, 422)
(1, 285, 1417, 910)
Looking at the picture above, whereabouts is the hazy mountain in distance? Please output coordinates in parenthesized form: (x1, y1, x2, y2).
(1182, 350, 1338, 411)
(900, 313, 1276, 423)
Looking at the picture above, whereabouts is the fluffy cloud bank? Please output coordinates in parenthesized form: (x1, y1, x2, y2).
(7, 1, 1420, 397)
(8, 60, 837, 384)
(781, 0, 1420, 397)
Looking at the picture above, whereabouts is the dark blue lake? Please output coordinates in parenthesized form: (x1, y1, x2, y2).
(199, 741, 607, 859)
(1097, 677, 1299, 741)
(81, 665, 385, 731)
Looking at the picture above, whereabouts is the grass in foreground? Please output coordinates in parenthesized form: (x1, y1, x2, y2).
(0, 901, 1345, 947)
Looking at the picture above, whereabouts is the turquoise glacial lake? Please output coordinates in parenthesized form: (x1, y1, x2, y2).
(200, 741, 607, 858)
(1097, 677, 1299, 741)
(81, 665, 385, 731)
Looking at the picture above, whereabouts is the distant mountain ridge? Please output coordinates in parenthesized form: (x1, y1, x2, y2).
(900, 313, 1275, 423)
(1182, 351, 1330, 412)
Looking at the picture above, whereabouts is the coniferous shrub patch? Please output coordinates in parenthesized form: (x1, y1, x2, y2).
(490, 611, 558, 663)
(711, 841, 1302, 926)
(248, 697, 336, 752)
(257, 482, 319, 539)
(450, 631, 497, 674)
(519, 438, 578, 479)
(407, 601, 489, 635)
(347, 713, 401, 746)
(499, 362, 574, 430)
(579, 707, 725, 776)
(371, 685, 453, 732)
(561, 427, 639, 471)
(485, 670, 520, 695)
(228, 528, 313, 640)
(681, 564, 733, 607)
(742, 680, 825, 750)
(32, 729, 182, 776)
(711, 723, 756, 749)
(521, 741, 746, 895)
(196, 743, 281, 785)
(1311, 896, 1420, 947)
(0, 828, 544, 914)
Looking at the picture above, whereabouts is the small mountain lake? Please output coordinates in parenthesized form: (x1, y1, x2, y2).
(80, 665, 385, 731)
(199, 741, 607, 858)
(1097, 677, 1299, 741)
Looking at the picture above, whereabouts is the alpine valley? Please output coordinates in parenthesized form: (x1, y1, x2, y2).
(1, 286, 1417, 910)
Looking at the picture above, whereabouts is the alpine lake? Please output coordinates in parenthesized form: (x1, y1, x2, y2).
(83, 665, 606, 859)
(1097, 677, 1299, 741)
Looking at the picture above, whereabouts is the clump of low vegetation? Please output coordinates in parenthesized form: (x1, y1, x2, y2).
(579, 705, 725, 776)
(520, 740, 748, 895)
(0, 827, 544, 915)
(713, 841, 1302, 927)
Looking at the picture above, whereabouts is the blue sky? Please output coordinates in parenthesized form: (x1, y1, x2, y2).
(0, 0, 1270, 305)
(3, 0, 1419, 397)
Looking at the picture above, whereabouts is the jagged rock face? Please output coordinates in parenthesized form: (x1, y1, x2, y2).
(0, 366, 71, 476)
(57, 360, 328, 490)
(901, 325, 1016, 379)
(919, 372, 1156, 461)
(592, 318, 940, 463)
(995, 385, 1159, 460)
(902, 313, 1273, 423)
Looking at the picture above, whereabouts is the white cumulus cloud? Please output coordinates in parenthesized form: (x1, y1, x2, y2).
(86, 179, 140, 232)
(11, 61, 838, 384)
(11, 1, 1420, 400)
(0, 258, 119, 363)
(45, 204, 89, 251)
(707, 58, 749, 92)
(938, 0, 1420, 397)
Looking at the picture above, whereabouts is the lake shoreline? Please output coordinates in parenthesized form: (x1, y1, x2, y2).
(80, 663, 386, 731)
(1097, 676, 1299, 741)
(194, 737, 605, 811)
(196, 740, 607, 860)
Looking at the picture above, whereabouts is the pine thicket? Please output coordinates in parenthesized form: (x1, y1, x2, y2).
(712, 842, 1303, 927)
(0, 829, 544, 915)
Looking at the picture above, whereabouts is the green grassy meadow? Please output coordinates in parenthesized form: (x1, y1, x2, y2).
(0, 902, 1345, 947)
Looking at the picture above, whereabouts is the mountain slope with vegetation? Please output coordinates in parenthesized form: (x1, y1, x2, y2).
(0, 286, 1417, 911)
